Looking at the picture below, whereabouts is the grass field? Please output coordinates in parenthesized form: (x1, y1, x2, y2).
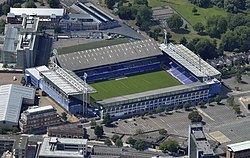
(148, 0, 227, 25)
(90, 70, 181, 101)
(58, 38, 131, 55)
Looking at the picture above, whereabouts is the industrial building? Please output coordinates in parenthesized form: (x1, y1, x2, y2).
(0, 135, 28, 158)
(15, 16, 39, 69)
(19, 105, 62, 134)
(38, 137, 88, 158)
(188, 123, 217, 158)
(57, 39, 221, 119)
(226, 140, 250, 158)
(0, 84, 35, 128)
(25, 64, 96, 115)
(7, 8, 64, 28)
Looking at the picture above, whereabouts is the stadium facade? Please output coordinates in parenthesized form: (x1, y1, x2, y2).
(57, 39, 222, 119)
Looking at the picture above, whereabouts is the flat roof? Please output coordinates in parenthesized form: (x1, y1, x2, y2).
(98, 81, 208, 105)
(26, 105, 54, 114)
(9, 8, 64, 17)
(227, 140, 250, 152)
(160, 43, 221, 78)
(39, 137, 87, 158)
(3, 26, 19, 52)
(0, 84, 35, 124)
(58, 39, 162, 71)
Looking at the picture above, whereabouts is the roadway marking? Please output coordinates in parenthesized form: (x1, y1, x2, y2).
(197, 108, 215, 122)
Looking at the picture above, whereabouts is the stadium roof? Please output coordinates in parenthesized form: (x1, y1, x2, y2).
(9, 8, 64, 17)
(227, 140, 250, 152)
(0, 84, 35, 124)
(160, 43, 221, 78)
(33, 64, 95, 96)
(58, 39, 162, 71)
(98, 81, 210, 105)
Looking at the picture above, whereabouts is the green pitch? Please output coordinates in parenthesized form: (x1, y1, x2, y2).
(90, 70, 181, 101)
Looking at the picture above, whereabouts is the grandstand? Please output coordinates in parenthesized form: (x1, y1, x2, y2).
(56, 39, 221, 119)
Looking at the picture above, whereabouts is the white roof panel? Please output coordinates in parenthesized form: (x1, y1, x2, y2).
(227, 140, 250, 152)
(27, 105, 54, 114)
(10, 8, 64, 17)
(0, 84, 35, 124)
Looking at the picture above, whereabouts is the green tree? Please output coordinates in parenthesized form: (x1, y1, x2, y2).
(11, 127, 18, 134)
(94, 125, 104, 138)
(235, 71, 242, 83)
(183, 102, 190, 111)
(105, 0, 116, 9)
(136, 5, 152, 30)
(133, 0, 148, 6)
(214, 95, 221, 104)
(233, 105, 241, 114)
(103, 113, 112, 127)
(48, 0, 60, 8)
(220, 30, 240, 52)
(167, 14, 183, 30)
(227, 96, 235, 107)
(13, 3, 22, 8)
(2, 4, 10, 15)
(135, 140, 145, 150)
(188, 111, 203, 122)
(207, 98, 212, 106)
(159, 140, 179, 152)
(192, 7, 198, 14)
(25, 0, 37, 8)
(179, 37, 188, 46)
(126, 137, 136, 145)
(156, 106, 164, 113)
(115, 138, 123, 147)
(61, 112, 67, 121)
(111, 134, 120, 143)
(166, 31, 172, 43)
(90, 119, 96, 127)
(193, 22, 205, 33)
(206, 15, 227, 38)
(104, 138, 112, 146)
(159, 129, 168, 135)
(118, 6, 133, 20)
(83, 128, 88, 138)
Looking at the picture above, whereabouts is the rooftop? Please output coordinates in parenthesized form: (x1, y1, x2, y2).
(160, 43, 221, 78)
(9, 8, 64, 17)
(0, 135, 28, 150)
(39, 137, 87, 158)
(0, 84, 35, 124)
(227, 140, 250, 152)
(58, 39, 162, 71)
(26, 105, 54, 114)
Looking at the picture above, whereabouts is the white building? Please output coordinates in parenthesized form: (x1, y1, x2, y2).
(38, 137, 88, 158)
(0, 84, 35, 128)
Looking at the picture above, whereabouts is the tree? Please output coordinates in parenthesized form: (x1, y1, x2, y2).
(115, 138, 123, 147)
(233, 105, 241, 114)
(193, 22, 205, 33)
(183, 102, 190, 111)
(235, 71, 242, 83)
(11, 127, 18, 134)
(188, 111, 203, 122)
(198, 101, 204, 107)
(192, 7, 198, 14)
(118, 6, 133, 20)
(207, 98, 212, 106)
(126, 137, 136, 145)
(2, 4, 10, 15)
(159, 140, 179, 153)
(104, 138, 112, 146)
(13, 3, 22, 8)
(25, 0, 37, 8)
(133, 0, 148, 6)
(206, 15, 227, 38)
(136, 128, 144, 134)
(227, 96, 235, 107)
(166, 31, 172, 43)
(220, 30, 240, 52)
(105, 0, 116, 9)
(214, 95, 221, 104)
(159, 129, 168, 135)
(103, 113, 112, 127)
(111, 134, 120, 143)
(94, 125, 104, 138)
(83, 128, 88, 139)
(90, 119, 96, 127)
(61, 112, 67, 121)
(156, 106, 164, 113)
(167, 14, 183, 30)
(179, 37, 188, 46)
(136, 5, 152, 30)
(48, 0, 60, 8)
(135, 140, 145, 150)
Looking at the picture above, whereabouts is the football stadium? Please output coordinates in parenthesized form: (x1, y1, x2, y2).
(56, 39, 222, 119)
